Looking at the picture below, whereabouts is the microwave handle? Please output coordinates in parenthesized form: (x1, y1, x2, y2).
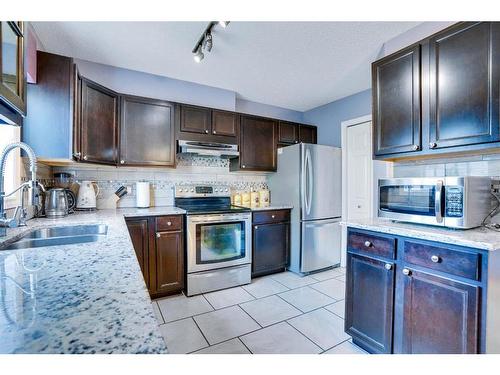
(435, 180, 444, 223)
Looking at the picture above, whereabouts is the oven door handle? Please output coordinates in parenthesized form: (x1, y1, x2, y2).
(188, 215, 250, 224)
(435, 180, 444, 223)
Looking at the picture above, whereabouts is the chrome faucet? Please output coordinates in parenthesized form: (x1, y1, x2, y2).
(0, 142, 42, 237)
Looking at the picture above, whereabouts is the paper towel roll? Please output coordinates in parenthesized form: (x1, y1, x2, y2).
(136, 181, 150, 208)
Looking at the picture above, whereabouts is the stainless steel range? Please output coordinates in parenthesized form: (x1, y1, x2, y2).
(175, 185, 252, 296)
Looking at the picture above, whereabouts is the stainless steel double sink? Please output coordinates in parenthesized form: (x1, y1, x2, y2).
(0, 224, 108, 251)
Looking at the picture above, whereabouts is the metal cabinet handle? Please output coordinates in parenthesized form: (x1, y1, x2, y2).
(412, 145, 419, 151)
(402, 268, 411, 276)
(431, 255, 440, 263)
(364, 241, 372, 248)
(156, 233, 161, 238)
(429, 142, 437, 149)
(385, 263, 392, 270)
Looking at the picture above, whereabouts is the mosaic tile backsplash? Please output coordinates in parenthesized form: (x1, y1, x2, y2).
(49, 155, 269, 209)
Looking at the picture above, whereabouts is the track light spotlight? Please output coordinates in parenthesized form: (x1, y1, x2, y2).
(218, 21, 230, 28)
(204, 32, 213, 52)
(193, 46, 204, 63)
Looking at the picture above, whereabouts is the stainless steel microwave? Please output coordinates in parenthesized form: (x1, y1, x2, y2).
(378, 177, 492, 229)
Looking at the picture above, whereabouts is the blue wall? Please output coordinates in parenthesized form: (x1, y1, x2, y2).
(236, 98, 303, 123)
(302, 89, 372, 146)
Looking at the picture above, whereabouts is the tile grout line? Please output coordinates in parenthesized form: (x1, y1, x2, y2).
(283, 320, 324, 352)
(237, 337, 254, 354)
(320, 338, 353, 354)
(274, 291, 337, 314)
(189, 316, 211, 351)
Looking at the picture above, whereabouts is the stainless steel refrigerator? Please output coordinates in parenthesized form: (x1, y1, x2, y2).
(268, 143, 342, 274)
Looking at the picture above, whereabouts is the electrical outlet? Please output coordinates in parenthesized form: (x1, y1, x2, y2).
(126, 185, 133, 194)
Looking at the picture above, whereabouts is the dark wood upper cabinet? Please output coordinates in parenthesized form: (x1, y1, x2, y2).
(126, 218, 151, 291)
(212, 109, 238, 137)
(373, 44, 421, 156)
(0, 21, 26, 123)
(399, 268, 479, 354)
(120, 95, 175, 167)
(79, 78, 119, 165)
(179, 104, 211, 134)
(279, 121, 299, 144)
(232, 114, 278, 171)
(345, 252, 395, 354)
(252, 210, 290, 278)
(429, 22, 500, 149)
(299, 125, 317, 144)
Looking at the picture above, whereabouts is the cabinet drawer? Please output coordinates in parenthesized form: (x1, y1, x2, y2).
(156, 215, 183, 232)
(253, 210, 290, 225)
(347, 230, 396, 259)
(403, 240, 480, 281)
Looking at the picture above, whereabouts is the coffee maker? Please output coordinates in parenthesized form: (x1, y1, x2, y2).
(53, 172, 77, 213)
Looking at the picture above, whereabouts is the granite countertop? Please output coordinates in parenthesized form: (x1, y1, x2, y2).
(250, 205, 293, 211)
(343, 217, 500, 252)
(0, 207, 185, 354)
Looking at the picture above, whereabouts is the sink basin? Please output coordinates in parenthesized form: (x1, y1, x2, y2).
(0, 224, 108, 251)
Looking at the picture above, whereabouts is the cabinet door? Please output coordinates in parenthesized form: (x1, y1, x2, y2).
(429, 22, 500, 149)
(212, 109, 237, 137)
(126, 219, 150, 291)
(153, 230, 184, 295)
(299, 125, 317, 144)
(180, 104, 211, 134)
(345, 253, 395, 354)
(80, 78, 119, 165)
(279, 121, 299, 144)
(252, 222, 289, 277)
(373, 45, 421, 156)
(399, 267, 479, 354)
(238, 115, 278, 171)
(0, 21, 26, 118)
(120, 96, 175, 166)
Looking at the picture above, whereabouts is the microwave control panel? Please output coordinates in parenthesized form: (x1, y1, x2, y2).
(445, 186, 464, 217)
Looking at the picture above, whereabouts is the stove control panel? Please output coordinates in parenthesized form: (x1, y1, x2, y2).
(175, 185, 230, 198)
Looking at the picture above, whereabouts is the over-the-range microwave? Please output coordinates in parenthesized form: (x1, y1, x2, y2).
(378, 176, 492, 229)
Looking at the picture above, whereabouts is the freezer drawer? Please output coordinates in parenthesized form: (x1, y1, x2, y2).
(301, 218, 341, 273)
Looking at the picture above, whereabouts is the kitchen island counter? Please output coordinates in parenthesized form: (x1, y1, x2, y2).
(0, 207, 185, 354)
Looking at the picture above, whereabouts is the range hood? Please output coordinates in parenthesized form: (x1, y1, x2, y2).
(177, 140, 239, 158)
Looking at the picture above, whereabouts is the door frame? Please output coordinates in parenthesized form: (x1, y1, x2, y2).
(341, 114, 392, 266)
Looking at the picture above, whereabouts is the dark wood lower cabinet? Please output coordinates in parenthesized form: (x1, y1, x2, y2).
(126, 215, 184, 298)
(345, 253, 395, 354)
(399, 268, 479, 354)
(252, 210, 290, 278)
(346, 228, 486, 354)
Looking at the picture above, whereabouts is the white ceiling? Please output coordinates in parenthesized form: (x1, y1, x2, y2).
(32, 21, 420, 112)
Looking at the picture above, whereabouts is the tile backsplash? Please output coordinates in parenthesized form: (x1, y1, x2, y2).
(49, 155, 269, 209)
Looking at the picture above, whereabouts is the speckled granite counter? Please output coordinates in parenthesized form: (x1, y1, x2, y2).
(250, 205, 293, 211)
(343, 218, 500, 251)
(0, 207, 185, 354)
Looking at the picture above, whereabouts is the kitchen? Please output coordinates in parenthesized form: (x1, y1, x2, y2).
(1, 2, 500, 368)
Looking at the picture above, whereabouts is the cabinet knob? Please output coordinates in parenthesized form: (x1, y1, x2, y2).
(73, 152, 81, 158)
(429, 142, 437, 149)
(431, 255, 440, 263)
(156, 233, 161, 238)
(271, 215, 275, 219)
(120, 160, 125, 164)
(242, 165, 246, 169)
(167, 221, 172, 226)
(364, 241, 372, 248)
(205, 129, 209, 134)
(412, 145, 419, 151)
(402, 268, 411, 276)
(83, 155, 88, 161)
(254, 225, 258, 229)
(295, 141, 298, 144)
(384, 263, 392, 270)
(213, 131, 217, 134)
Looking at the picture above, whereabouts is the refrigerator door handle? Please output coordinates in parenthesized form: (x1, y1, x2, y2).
(305, 148, 313, 216)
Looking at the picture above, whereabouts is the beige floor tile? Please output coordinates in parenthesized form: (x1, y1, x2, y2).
(336, 275, 346, 282)
(242, 276, 289, 298)
(194, 305, 261, 345)
(270, 271, 317, 289)
(156, 294, 213, 323)
(288, 308, 350, 350)
(241, 322, 322, 354)
(152, 301, 164, 324)
(204, 287, 255, 309)
(278, 286, 336, 313)
(193, 338, 250, 354)
(309, 268, 344, 282)
(309, 278, 345, 300)
(240, 295, 301, 327)
(159, 318, 208, 354)
(325, 300, 345, 319)
(323, 340, 367, 354)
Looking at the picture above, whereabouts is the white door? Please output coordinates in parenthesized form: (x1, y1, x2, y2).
(346, 121, 372, 220)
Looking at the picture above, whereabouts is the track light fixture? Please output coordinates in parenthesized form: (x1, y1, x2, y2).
(192, 21, 230, 63)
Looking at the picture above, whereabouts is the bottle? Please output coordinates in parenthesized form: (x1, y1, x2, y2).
(250, 190, 260, 208)
(241, 191, 251, 208)
(233, 192, 242, 206)
(259, 189, 270, 207)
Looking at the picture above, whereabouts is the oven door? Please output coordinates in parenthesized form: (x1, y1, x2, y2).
(378, 178, 445, 226)
(187, 213, 252, 273)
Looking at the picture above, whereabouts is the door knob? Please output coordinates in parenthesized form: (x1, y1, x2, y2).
(385, 263, 392, 270)
(364, 241, 372, 247)
(431, 255, 440, 263)
(402, 268, 411, 276)
(429, 142, 437, 149)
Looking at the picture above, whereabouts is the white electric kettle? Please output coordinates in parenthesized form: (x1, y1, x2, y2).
(76, 181, 100, 210)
